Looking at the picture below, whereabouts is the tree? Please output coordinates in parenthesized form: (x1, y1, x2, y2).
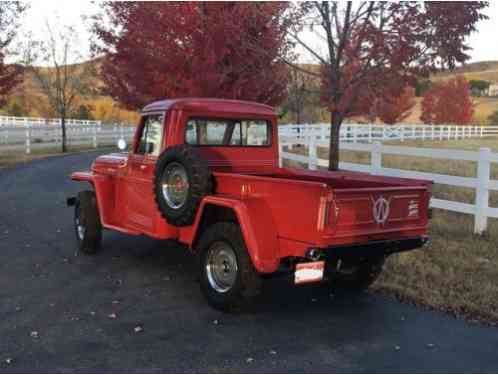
(375, 86, 416, 125)
(469, 79, 490, 97)
(0, 1, 26, 106)
(421, 76, 474, 125)
(415, 80, 433, 97)
(488, 110, 498, 125)
(22, 24, 95, 152)
(282, 2, 487, 170)
(92, 2, 294, 110)
(282, 67, 321, 124)
(73, 104, 94, 120)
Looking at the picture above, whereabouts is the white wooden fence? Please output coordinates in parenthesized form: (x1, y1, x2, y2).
(0, 116, 135, 154)
(0, 115, 101, 127)
(279, 137, 498, 235)
(279, 123, 498, 143)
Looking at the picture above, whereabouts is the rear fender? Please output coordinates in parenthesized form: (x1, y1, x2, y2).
(185, 196, 280, 274)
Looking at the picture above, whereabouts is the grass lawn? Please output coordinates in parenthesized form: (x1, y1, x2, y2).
(284, 138, 498, 325)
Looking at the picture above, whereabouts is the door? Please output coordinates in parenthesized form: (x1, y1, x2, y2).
(124, 113, 165, 233)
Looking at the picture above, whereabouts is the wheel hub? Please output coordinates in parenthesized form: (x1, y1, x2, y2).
(75, 210, 85, 240)
(206, 241, 238, 293)
(161, 162, 189, 209)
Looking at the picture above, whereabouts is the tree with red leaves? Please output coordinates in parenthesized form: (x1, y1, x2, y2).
(0, 2, 26, 106)
(92, 2, 293, 110)
(421, 76, 474, 125)
(375, 86, 416, 125)
(285, 2, 488, 169)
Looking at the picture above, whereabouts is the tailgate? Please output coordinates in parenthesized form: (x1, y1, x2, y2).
(323, 186, 430, 242)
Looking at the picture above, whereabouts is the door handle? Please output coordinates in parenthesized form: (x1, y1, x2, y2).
(140, 165, 147, 170)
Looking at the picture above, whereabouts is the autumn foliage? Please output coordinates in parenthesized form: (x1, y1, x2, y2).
(421, 76, 474, 125)
(375, 86, 416, 125)
(0, 2, 25, 106)
(93, 2, 293, 110)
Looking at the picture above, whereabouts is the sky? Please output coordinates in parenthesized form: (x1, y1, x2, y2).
(15, 0, 498, 64)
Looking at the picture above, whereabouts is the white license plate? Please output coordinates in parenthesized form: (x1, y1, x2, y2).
(294, 261, 325, 284)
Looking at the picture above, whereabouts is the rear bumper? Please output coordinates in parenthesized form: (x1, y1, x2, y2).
(318, 236, 429, 261)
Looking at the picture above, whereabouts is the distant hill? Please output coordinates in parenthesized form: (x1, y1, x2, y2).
(2, 59, 498, 125)
(432, 60, 498, 84)
(1, 59, 140, 124)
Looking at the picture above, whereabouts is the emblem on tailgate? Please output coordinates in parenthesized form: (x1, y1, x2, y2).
(371, 196, 391, 225)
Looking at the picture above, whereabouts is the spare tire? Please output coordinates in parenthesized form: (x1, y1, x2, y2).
(154, 145, 212, 226)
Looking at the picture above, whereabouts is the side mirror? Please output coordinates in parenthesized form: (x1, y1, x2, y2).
(117, 138, 127, 151)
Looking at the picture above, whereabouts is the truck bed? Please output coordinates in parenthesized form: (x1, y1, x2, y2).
(213, 167, 431, 250)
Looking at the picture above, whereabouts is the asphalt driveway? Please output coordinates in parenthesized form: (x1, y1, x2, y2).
(0, 151, 497, 373)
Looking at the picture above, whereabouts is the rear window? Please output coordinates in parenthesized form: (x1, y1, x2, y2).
(185, 118, 271, 146)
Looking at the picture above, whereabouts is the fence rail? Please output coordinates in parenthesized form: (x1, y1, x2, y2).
(279, 123, 498, 143)
(0, 122, 135, 154)
(279, 137, 498, 234)
(0, 115, 101, 127)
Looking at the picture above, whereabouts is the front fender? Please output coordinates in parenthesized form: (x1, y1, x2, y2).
(184, 196, 280, 274)
(70, 171, 115, 228)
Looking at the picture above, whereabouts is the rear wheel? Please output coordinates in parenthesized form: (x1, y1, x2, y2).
(326, 257, 385, 292)
(74, 190, 102, 254)
(198, 222, 262, 312)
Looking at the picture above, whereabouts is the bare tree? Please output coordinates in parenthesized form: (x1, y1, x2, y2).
(284, 68, 320, 124)
(23, 24, 95, 152)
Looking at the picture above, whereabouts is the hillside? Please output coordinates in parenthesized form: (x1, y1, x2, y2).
(0, 59, 140, 124)
(2, 59, 498, 125)
(432, 61, 498, 83)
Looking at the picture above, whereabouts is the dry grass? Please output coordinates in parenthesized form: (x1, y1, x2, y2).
(0, 146, 112, 169)
(374, 211, 498, 325)
(284, 139, 498, 325)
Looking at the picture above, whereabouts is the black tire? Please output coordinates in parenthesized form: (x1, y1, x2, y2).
(198, 222, 262, 312)
(154, 145, 212, 226)
(74, 190, 102, 254)
(327, 257, 385, 292)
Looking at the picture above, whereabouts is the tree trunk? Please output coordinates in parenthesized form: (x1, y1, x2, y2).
(328, 112, 343, 171)
(61, 117, 67, 153)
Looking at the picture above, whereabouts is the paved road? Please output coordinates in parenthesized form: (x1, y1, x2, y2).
(1, 151, 497, 373)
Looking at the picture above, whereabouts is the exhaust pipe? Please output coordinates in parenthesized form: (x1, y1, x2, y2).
(306, 248, 324, 261)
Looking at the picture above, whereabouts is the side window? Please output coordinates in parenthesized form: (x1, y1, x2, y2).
(185, 118, 270, 146)
(241, 120, 270, 146)
(137, 114, 164, 156)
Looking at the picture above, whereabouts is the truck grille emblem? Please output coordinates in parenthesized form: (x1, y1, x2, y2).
(371, 196, 391, 225)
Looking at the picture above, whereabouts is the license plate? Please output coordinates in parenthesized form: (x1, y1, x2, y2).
(294, 261, 325, 284)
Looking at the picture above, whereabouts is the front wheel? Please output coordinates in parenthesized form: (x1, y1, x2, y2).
(74, 190, 102, 254)
(198, 222, 262, 312)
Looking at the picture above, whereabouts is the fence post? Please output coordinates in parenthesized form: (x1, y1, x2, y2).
(25, 121, 31, 154)
(320, 123, 327, 140)
(278, 141, 283, 168)
(474, 147, 491, 234)
(431, 125, 435, 140)
(308, 134, 317, 170)
(400, 125, 405, 142)
(368, 124, 372, 143)
(93, 123, 98, 148)
(480, 126, 484, 138)
(371, 142, 382, 175)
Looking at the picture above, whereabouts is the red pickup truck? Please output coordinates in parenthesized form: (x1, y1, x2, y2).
(68, 98, 431, 311)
